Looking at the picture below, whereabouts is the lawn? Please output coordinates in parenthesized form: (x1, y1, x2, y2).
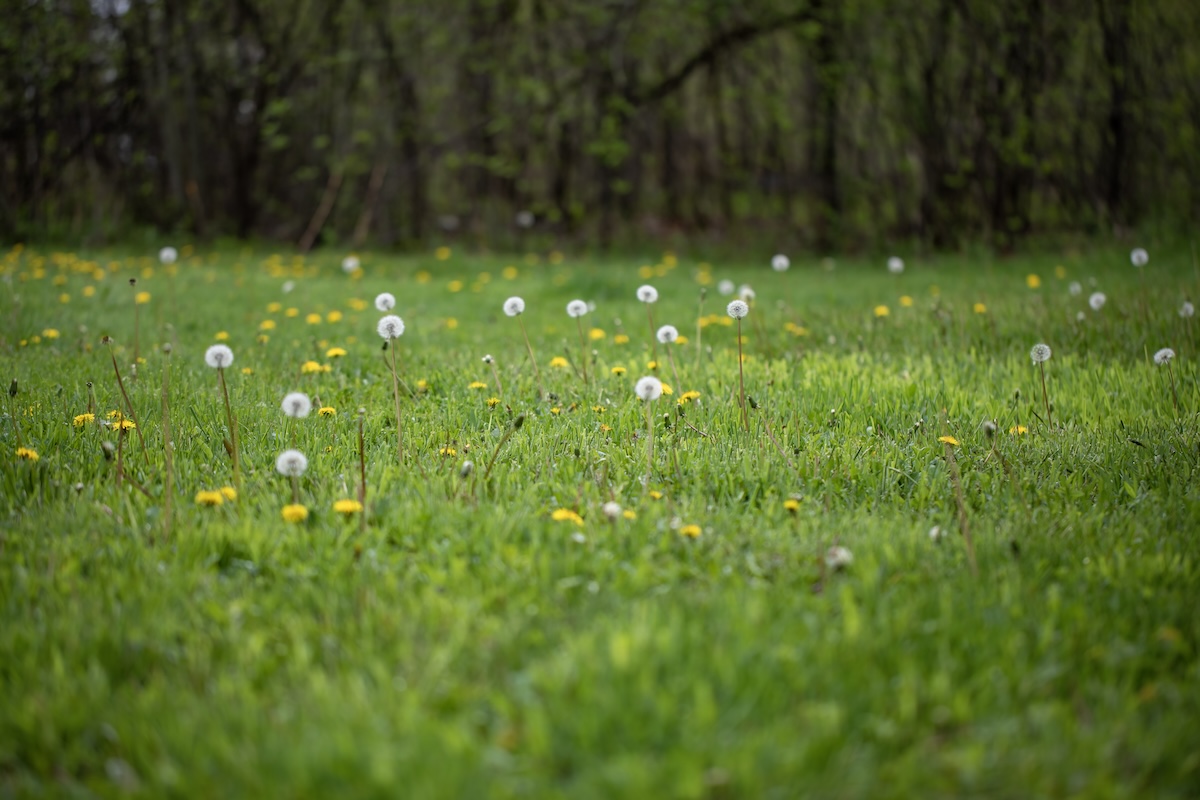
(2, 243, 1199, 798)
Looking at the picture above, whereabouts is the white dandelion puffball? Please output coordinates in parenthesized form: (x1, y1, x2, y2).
(566, 299, 588, 318)
(275, 449, 308, 477)
(282, 280, 295, 294)
(204, 344, 234, 369)
(887, 256, 904, 275)
(281, 392, 312, 419)
(1030, 343, 1052, 364)
(377, 315, 405, 339)
(1181, 301, 1195, 319)
(515, 210, 535, 228)
(718, 279, 735, 296)
(1068, 281, 1082, 296)
(602, 501, 622, 521)
(825, 546, 854, 569)
(771, 254, 790, 272)
(342, 255, 360, 273)
(482, 354, 494, 364)
(635, 376, 663, 401)
(929, 526, 945, 542)
(1089, 292, 1107, 311)
(1076, 311, 1086, 322)
(159, 246, 178, 265)
(727, 299, 749, 320)
(637, 285, 658, 303)
(1131, 248, 1149, 268)
(375, 292, 396, 312)
(503, 296, 525, 317)
(656, 324, 678, 344)
(1154, 348, 1175, 365)
(738, 284, 756, 302)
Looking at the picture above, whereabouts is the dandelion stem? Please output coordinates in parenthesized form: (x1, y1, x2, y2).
(1167, 362, 1180, 415)
(161, 347, 173, 538)
(133, 301, 141, 369)
(357, 409, 367, 533)
(645, 399, 655, 487)
(646, 305, 659, 363)
(484, 414, 524, 482)
(942, 420, 977, 575)
(389, 343, 405, 465)
(217, 367, 241, 490)
(489, 361, 504, 397)
(8, 392, 23, 448)
(1038, 362, 1052, 428)
(291, 474, 300, 504)
(575, 317, 590, 386)
(666, 345, 682, 396)
(736, 318, 748, 431)
(107, 346, 149, 463)
(517, 317, 545, 399)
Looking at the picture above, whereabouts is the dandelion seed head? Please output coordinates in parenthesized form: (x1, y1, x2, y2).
(602, 501, 622, 520)
(159, 246, 178, 265)
(204, 344, 234, 369)
(342, 256, 360, 273)
(566, 299, 588, 318)
(887, 256, 905, 274)
(825, 546, 854, 569)
(377, 315, 405, 340)
(635, 376, 663, 401)
(1069, 281, 1082, 296)
(656, 324, 678, 343)
(375, 292, 396, 312)
(275, 449, 308, 477)
(482, 354, 494, 364)
(717, 279, 735, 296)
(727, 299, 749, 320)
(637, 285, 658, 303)
(281, 392, 312, 418)
(929, 526, 945, 542)
(771, 254, 790, 272)
(1089, 292, 1107, 311)
(282, 280, 296, 294)
(1154, 348, 1175, 365)
(1131, 248, 1149, 268)
(738, 285, 756, 302)
(1030, 343, 1052, 364)
(515, 210, 535, 228)
(1181, 301, 1194, 319)
(503, 296, 525, 316)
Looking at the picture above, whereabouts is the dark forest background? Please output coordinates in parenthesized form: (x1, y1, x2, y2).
(3, 0, 1199, 252)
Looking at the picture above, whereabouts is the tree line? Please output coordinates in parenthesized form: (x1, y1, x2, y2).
(2, 0, 1197, 251)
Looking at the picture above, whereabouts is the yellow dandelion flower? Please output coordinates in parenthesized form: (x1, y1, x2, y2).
(622, 509, 637, 520)
(899, 295, 914, 307)
(614, 334, 630, 344)
(241, 367, 254, 375)
(117, 419, 136, 431)
(502, 266, 518, 279)
(259, 319, 276, 331)
(348, 298, 368, 311)
(318, 406, 336, 417)
(135, 291, 151, 304)
(195, 490, 224, 506)
(783, 498, 800, 513)
(589, 328, 606, 340)
(874, 305, 890, 318)
(285, 307, 299, 318)
(1010, 425, 1028, 435)
(301, 361, 322, 374)
(660, 384, 673, 396)
(82, 286, 95, 297)
(447, 280, 463, 293)
(267, 301, 283, 313)
(677, 391, 701, 404)
(416, 379, 429, 392)
(107, 409, 124, 420)
(215, 331, 229, 341)
(220, 486, 238, 501)
(611, 366, 627, 376)
(435, 246, 451, 261)
(333, 498, 363, 515)
(550, 407, 562, 415)
(1054, 265, 1067, 279)
(59, 293, 70, 304)
(16, 447, 39, 462)
(973, 303, 987, 314)
(326, 347, 347, 358)
(549, 251, 564, 264)
(1026, 274, 1041, 289)
(649, 490, 663, 500)
(305, 313, 322, 325)
(675, 334, 689, 344)
(551, 508, 583, 525)
(416, 270, 431, 284)
(439, 447, 457, 457)
(469, 381, 488, 390)
(679, 524, 702, 539)
(550, 356, 570, 368)
(42, 328, 60, 339)
(73, 413, 95, 428)
(599, 424, 612, 432)
(938, 435, 959, 446)
(326, 310, 343, 323)
(281, 504, 309, 523)
(486, 397, 501, 408)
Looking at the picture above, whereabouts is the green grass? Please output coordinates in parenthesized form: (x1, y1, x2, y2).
(2, 244, 1199, 798)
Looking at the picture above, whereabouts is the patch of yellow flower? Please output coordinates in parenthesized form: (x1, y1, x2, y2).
(1010, 425, 1028, 435)
(874, 305, 890, 318)
(784, 498, 800, 513)
(679, 524, 702, 539)
(551, 508, 583, 525)
(440, 447, 457, 456)
(326, 311, 343, 323)
(1026, 274, 1041, 289)
(281, 504, 309, 523)
(549, 356, 570, 368)
(305, 313, 322, 325)
(195, 490, 224, 506)
(435, 247, 451, 260)
(326, 347, 347, 358)
(899, 296, 914, 307)
(487, 397, 501, 408)
(16, 447, 39, 462)
(469, 381, 488, 390)
(135, 291, 151, 304)
(974, 303, 987, 314)
(42, 329, 60, 339)
(334, 499, 363, 515)
(938, 435, 959, 446)
(301, 361, 330, 374)
(259, 320, 276, 331)
(318, 407, 336, 417)
(677, 391, 701, 404)
(220, 486, 237, 501)
(614, 334, 630, 344)
(611, 366, 627, 376)
(73, 413, 94, 428)
(589, 328, 606, 340)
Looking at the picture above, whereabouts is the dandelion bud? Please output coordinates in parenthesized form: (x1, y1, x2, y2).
(699, 287, 707, 300)
(983, 420, 997, 438)
(513, 414, 525, 431)
(129, 278, 137, 287)
(748, 395, 759, 410)
(8, 379, 16, 398)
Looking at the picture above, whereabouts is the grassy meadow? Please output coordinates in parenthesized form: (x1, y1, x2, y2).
(2, 243, 1199, 798)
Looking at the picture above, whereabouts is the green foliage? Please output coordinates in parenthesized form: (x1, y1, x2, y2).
(1, 242, 1199, 794)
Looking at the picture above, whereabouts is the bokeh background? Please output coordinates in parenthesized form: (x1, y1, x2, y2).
(3, 0, 1198, 250)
